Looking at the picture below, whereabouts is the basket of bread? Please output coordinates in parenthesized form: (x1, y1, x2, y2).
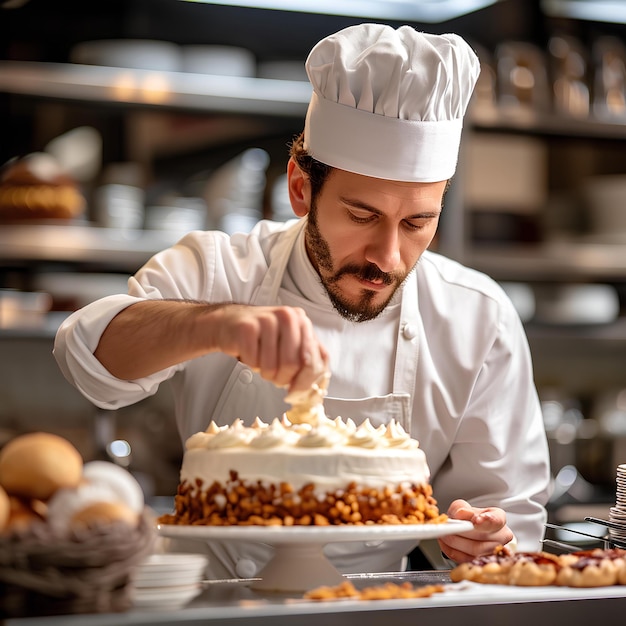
(0, 432, 156, 618)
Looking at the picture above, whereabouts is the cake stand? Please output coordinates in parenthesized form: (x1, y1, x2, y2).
(157, 520, 473, 592)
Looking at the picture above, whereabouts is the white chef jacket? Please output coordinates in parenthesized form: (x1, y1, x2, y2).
(54, 218, 551, 577)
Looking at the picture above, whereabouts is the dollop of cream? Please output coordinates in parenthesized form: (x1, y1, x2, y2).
(333, 416, 357, 437)
(185, 432, 213, 450)
(251, 417, 269, 431)
(347, 419, 384, 449)
(384, 420, 418, 449)
(206, 419, 253, 449)
(284, 371, 331, 425)
(297, 423, 344, 448)
(249, 418, 296, 449)
(205, 421, 224, 435)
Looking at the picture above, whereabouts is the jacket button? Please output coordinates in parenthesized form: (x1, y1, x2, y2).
(239, 368, 254, 384)
(402, 323, 417, 340)
(235, 558, 258, 578)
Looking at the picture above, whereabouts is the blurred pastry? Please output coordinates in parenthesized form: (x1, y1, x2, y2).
(0, 152, 85, 221)
(0, 432, 83, 500)
(47, 462, 144, 534)
(70, 501, 138, 530)
(4, 496, 46, 533)
(0, 486, 9, 531)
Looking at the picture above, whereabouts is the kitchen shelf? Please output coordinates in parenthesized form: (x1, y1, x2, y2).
(466, 239, 626, 282)
(0, 61, 312, 117)
(0, 223, 181, 271)
(471, 105, 626, 141)
(2, 224, 626, 281)
(526, 317, 626, 346)
(2, 60, 626, 139)
(1, 56, 625, 302)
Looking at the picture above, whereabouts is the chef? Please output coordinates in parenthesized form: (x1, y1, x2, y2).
(54, 23, 551, 577)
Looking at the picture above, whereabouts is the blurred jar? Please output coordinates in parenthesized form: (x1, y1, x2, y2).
(94, 183, 144, 231)
(94, 162, 145, 231)
(204, 148, 270, 235)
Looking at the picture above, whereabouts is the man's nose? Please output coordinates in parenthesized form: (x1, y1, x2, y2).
(364, 225, 401, 273)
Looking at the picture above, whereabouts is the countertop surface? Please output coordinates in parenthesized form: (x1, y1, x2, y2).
(4, 570, 626, 626)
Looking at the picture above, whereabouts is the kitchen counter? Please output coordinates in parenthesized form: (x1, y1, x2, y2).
(4, 571, 626, 626)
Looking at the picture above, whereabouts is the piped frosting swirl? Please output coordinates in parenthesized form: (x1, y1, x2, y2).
(186, 414, 418, 451)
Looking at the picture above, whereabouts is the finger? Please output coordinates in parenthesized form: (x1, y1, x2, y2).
(438, 536, 501, 564)
(447, 502, 507, 536)
(288, 345, 328, 392)
(229, 313, 261, 368)
(471, 508, 507, 534)
(438, 530, 512, 564)
(294, 308, 321, 371)
(257, 313, 280, 381)
(284, 309, 327, 392)
(319, 344, 330, 376)
(447, 499, 475, 521)
(273, 308, 307, 387)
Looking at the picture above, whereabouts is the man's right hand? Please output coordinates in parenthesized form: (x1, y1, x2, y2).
(95, 300, 328, 394)
(210, 303, 329, 393)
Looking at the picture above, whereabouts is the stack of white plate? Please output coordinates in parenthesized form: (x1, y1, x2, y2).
(609, 464, 626, 545)
(132, 553, 208, 610)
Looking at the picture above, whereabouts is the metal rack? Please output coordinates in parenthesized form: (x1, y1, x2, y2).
(543, 518, 626, 553)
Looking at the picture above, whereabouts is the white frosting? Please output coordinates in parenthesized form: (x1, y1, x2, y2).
(180, 415, 430, 493)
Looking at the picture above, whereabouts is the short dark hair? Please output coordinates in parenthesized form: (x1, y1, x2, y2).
(289, 131, 333, 201)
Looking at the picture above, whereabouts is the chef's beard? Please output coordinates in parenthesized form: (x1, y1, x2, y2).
(305, 206, 407, 323)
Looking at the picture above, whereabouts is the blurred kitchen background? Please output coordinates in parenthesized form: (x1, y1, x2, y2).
(1, 0, 626, 529)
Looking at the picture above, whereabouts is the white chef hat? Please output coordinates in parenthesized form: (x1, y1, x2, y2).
(303, 24, 480, 182)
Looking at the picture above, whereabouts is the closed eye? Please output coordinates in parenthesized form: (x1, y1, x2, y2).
(348, 208, 377, 224)
(403, 216, 437, 231)
(343, 197, 439, 230)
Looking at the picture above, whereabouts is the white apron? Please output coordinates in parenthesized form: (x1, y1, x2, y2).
(176, 220, 427, 579)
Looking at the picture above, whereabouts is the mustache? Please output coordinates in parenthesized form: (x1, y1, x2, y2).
(330, 263, 398, 286)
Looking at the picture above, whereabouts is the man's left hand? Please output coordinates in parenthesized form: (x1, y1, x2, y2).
(437, 499, 514, 563)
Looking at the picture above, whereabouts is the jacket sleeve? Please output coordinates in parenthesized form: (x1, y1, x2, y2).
(53, 231, 218, 409)
(53, 294, 173, 409)
(53, 222, 284, 412)
(430, 293, 552, 551)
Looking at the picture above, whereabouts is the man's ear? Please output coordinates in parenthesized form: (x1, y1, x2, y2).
(287, 158, 311, 218)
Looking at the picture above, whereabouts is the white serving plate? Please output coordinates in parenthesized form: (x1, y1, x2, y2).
(157, 520, 471, 544)
(158, 520, 473, 592)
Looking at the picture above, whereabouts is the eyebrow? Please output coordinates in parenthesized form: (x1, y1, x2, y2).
(339, 196, 381, 213)
(338, 195, 441, 219)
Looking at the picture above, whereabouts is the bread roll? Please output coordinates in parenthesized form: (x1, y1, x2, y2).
(71, 501, 138, 529)
(47, 482, 120, 534)
(0, 432, 83, 500)
(0, 485, 9, 531)
(5, 496, 45, 532)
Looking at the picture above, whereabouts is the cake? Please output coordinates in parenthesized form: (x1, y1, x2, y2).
(159, 412, 446, 527)
(0, 153, 85, 221)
